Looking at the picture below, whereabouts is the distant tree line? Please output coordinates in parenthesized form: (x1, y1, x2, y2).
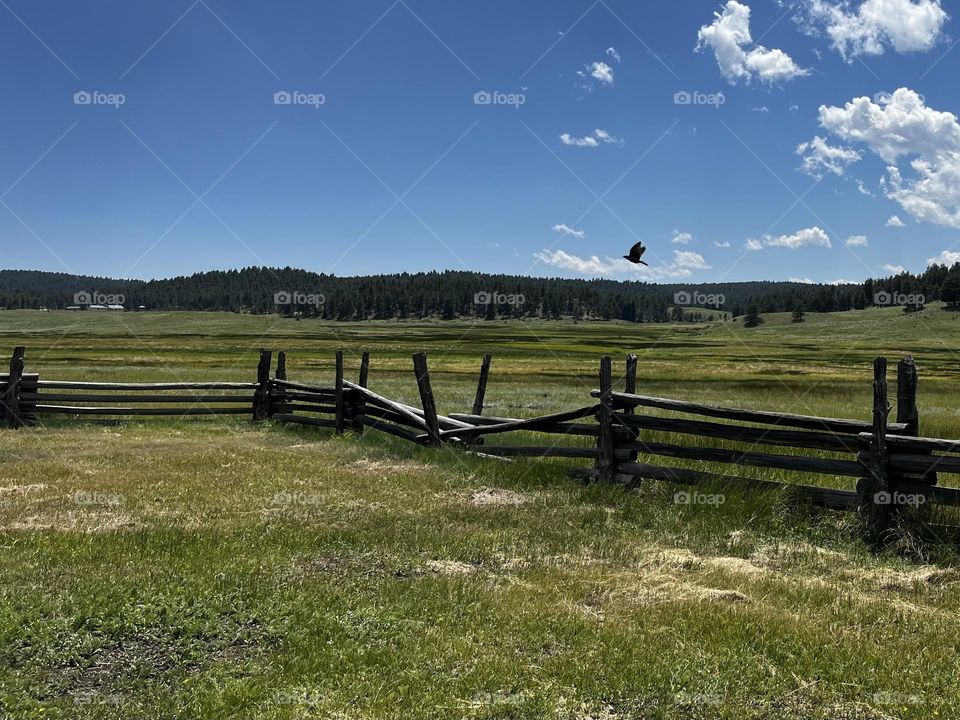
(2, 263, 960, 322)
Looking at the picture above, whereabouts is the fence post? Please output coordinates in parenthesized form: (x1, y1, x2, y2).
(353, 351, 370, 434)
(253, 349, 272, 422)
(472, 353, 492, 416)
(335, 349, 345, 435)
(413, 351, 441, 447)
(596, 356, 615, 483)
(624, 354, 638, 416)
(2, 346, 26, 428)
(862, 357, 891, 542)
(275, 351, 287, 381)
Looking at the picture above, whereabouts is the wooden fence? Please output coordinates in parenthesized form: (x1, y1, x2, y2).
(3, 345, 958, 540)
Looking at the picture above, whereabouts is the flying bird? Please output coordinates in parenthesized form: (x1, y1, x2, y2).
(623, 241, 648, 266)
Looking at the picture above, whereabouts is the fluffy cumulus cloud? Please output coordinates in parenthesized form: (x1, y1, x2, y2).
(883, 263, 907, 273)
(887, 214, 907, 227)
(672, 231, 693, 245)
(746, 226, 832, 250)
(800, 0, 948, 60)
(560, 128, 623, 148)
(928, 250, 960, 266)
(696, 1, 809, 84)
(846, 235, 869, 246)
(790, 277, 816, 283)
(796, 136, 861, 177)
(816, 89, 960, 229)
(534, 249, 710, 279)
(552, 223, 585, 238)
(577, 60, 615, 89)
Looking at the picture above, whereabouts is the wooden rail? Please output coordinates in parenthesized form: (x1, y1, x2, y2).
(4, 346, 958, 542)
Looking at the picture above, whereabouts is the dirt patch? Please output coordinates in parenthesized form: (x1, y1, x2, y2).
(422, 559, 479, 576)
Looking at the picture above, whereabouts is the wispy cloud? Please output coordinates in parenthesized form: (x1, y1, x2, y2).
(552, 223, 585, 238)
(746, 226, 832, 250)
(560, 128, 623, 148)
(534, 248, 710, 279)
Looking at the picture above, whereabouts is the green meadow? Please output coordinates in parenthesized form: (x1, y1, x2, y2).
(2, 307, 960, 719)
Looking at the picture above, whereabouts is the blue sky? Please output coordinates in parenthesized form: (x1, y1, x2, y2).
(1, 0, 958, 284)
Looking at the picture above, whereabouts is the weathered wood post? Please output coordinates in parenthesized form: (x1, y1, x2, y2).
(413, 351, 441, 447)
(335, 349, 345, 435)
(896, 355, 919, 436)
(271, 351, 288, 417)
(596, 356, 615, 483)
(2, 346, 26, 428)
(861, 357, 891, 542)
(472, 353, 492, 416)
(624, 354, 638, 416)
(353, 351, 370, 434)
(275, 351, 287, 381)
(252, 349, 272, 421)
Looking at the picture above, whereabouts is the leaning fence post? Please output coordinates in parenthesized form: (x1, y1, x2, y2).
(335, 349, 345, 435)
(863, 357, 891, 541)
(596, 356, 615, 483)
(2, 346, 26, 428)
(472, 353, 492, 416)
(275, 351, 287, 381)
(353, 351, 370, 434)
(413, 351, 441, 447)
(253, 349, 272, 421)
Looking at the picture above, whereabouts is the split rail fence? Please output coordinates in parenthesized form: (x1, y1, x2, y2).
(3, 345, 959, 539)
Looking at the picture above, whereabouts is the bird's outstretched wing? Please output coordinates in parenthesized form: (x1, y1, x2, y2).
(630, 242, 646, 259)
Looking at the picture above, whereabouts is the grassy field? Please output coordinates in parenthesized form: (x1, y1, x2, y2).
(3, 308, 960, 718)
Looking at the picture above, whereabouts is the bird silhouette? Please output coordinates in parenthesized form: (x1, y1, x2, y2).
(623, 241, 648, 266)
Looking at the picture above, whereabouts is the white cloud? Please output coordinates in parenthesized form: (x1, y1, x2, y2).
(818, 89, 960, 229)
(796, 136, 861, 177)
(560, 128, 623, 148)
(830, 278, 861, 285)
(589, 61, 615, 85)
(672, 231, 693, 245)
(886, 214, 907, 227)
(714, 241, 732, 248)
(748, 226, 832, 250)
(801, 0, 948, 60)
(606, 47, 621, 63)
(790, 277, 816, 283)
(846, 234, 869, 246)
(696, 1, 809, 84)
(927, 250, 960, 266)
(534, 249, 710, 279)
(883, 263, 907, 273)
(552, 223, 585, 239)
